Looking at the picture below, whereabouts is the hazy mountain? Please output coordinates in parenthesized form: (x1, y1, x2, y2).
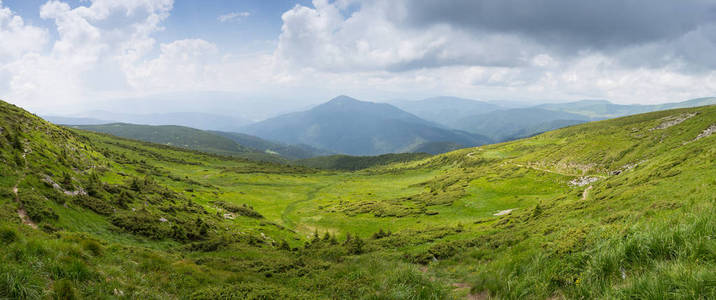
(43, 116, 115, 125)
(536, 97, 716, 119)
(49, 111, 252, 132)
(69, 123, 286, 162)
(455, 97, 716, 142)
(50, 91, 320, 122)
(210, 131, 333, 160)
(390, 97, 501, 127)
(455, 108, 590, 142)
(241, 95, 491, 155)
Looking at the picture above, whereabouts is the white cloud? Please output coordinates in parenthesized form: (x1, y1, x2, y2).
(272, 0, 716, 104)
(0, 0, 174, 112)
(0, 1, 48, 62)
(218, 11, 250, 23)
(2, 0, 716, 115)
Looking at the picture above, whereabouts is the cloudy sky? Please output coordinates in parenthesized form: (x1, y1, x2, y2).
(2, 0, 716, 115)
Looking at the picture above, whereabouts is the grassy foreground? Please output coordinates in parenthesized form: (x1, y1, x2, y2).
(0, 99, 714, 299)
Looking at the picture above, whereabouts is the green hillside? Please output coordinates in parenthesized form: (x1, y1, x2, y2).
(211, 131, 332, 159)
(71, 123, 287, 163)
(294, 153, 432, 171)
(1, 99, 715, 299)
(455, 108, 589, 142)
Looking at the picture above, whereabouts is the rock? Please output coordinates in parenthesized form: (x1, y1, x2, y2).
(652, 112, 697, 130)
(694, 124, 716, 141)
(569, 176, 600, 187)
(493, 209, 514, 216)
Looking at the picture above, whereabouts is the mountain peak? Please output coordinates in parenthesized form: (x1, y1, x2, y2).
(573, 99, 612, 105)
(326, 95, 360, 104)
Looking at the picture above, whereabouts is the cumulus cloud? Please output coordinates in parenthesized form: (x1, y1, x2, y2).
(2, 0, 716, 114)
(218, 11, 250, 23)
(0, 0, 175, 111)
(0, 1, 48, 62)
(272, 0, 716, 103)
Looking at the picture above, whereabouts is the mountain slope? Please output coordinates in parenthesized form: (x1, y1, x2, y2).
(70, 123, 286, 162)
(210, 131, 332, 159)
(453, 97, 716, 143)
(391, 96, 501, 127)
(455, 107, 590, 141)
(242, 95, 491, 155)
(1, 98, 714, 299)
(49, 111, 251, 132)
(537, 97, 716, 119)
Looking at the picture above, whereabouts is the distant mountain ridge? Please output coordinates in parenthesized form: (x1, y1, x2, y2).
(536, 97, 716, 119)
(399, 96, 716, 143)
(210, 131, 333, 159)
(241, 96, 491, 156)
(46, 111, 251, 132)
(391, 96, 502, 127)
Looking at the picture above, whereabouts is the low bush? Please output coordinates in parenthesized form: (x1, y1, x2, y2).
(0, 226, 18, 244)
(211, 201, 263, 218)
(20, 193, 58, 223)
(74, 194, 114, 215)
(52, 279, 78, 300)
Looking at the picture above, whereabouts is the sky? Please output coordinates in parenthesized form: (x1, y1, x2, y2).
(1, 0, 716, 116)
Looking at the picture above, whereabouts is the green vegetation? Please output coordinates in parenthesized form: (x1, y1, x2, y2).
(295, 152, 432, 171)
(211, 131, 333, 160)
(71, 123, 288, 163)
(0, 99, 714, 299)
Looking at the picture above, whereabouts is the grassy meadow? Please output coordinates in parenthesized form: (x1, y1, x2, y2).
(0, 100, 714, 299)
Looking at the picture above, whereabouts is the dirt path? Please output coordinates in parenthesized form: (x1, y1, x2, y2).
(582, 185, 593, 200)
(13, 185, 37, 229)
(465, 148, 483, 158)
(13, 145, 37, 229)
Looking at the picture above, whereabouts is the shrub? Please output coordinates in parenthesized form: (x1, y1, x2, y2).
(75, 194, 113, 215)
(20, 193, 58, 223)
(345, 235, 365, 255)
(80, 239, 103, 256)
(211, 201, 264, 219)
(110, 211, 169, 239)
(53, 279, 78, 300)
(0, 226, 18, 244)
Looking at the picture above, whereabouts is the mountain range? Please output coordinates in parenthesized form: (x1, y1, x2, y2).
(240, 95, 491, 156)
(1, 98, 714, 298)
(46, 111, 251, 132)
(396, 97, 716, 142)
(69, 123, 330, 162)
(45, 96, 716, 157)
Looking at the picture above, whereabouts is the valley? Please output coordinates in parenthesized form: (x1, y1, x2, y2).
(1, 99, 714, 299)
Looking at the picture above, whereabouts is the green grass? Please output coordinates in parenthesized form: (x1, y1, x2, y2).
(0, 99, 714, 298)
(294, 152, 432, 171)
